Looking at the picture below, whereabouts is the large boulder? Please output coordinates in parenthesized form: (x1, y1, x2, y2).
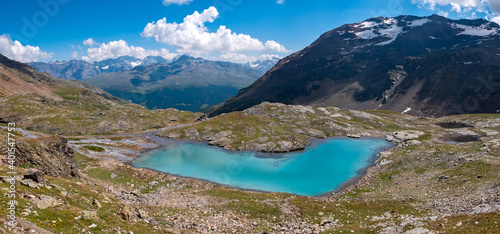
(386, 131, 424, 143)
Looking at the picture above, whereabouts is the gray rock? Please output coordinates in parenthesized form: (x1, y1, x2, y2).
(471, 204, 498, 215)
(20, 179, 40, 189)
(135, 208, 148, 219)
(110, 173, 118, 179)
(23, 170, 45, 183)
(162, 131, 180, 139)
(93, 199, 102, 208)
(404, 227, 430, 234)
(320, 219, 332, 226)
(33, 195, 62, 209)
(379, 159, 393, 166)
(184, 129, 200, 140)
(83, 210, 98, 220)
(406, 140, 421, 146)
(304, 128, 327, 139)
(386, 131, 424, 143)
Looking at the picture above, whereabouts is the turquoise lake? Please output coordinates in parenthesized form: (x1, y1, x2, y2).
(132, 138, 392, 196)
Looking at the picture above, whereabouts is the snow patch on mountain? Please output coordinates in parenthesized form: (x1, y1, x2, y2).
(48, 61, 67, 65)
(407, 18, 430, 27)
(451, 23, 499, 37)
(355, 29, 378, 39)
(354, 17, 435, 46)
(402, 107, 412, 114)
(379, 24, 403, 40)
(354, 18, 404, 44)
(356, 21, 378, 29)
(131, 61, 142, 67)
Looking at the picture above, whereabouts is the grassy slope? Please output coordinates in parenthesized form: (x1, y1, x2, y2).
(0, 86, 201, 135)
(0, 103, 499, 232)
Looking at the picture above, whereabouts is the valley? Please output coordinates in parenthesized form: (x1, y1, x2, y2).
(30, 55, 279, 112)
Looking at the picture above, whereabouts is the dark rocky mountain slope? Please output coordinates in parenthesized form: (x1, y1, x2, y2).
(213, 15, 500, 117)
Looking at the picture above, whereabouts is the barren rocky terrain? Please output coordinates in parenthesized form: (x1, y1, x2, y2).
(1, 102, 499, 233)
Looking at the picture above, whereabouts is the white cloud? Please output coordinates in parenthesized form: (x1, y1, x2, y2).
(0, 34, 52, 62)
(438, 10, 450, 17)
(163, 0, 193, 6)
(71, 51, 78, 59)
(83, 38, 97, 46)
(220, 53, 255, 63)
(411, 0, 486, 12)
(81, 40, 177, 62)
(276, 0, 285, 4)
(218, 53, 282, 63)
(141, 6, 289, 54)
(411, 0, 500, 24)
(490, 1, 500, 14)
(492, 15, 500, 24)
(264, 40, 287, 52)
(258, 54, 281, 60)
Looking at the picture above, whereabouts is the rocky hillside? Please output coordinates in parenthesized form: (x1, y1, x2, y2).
(84, 55, 263, 111)
(213, 15, 500, 117)
(0, 54, 202, 135)
(3, 102, 498, 233)
(12, 135, 79, 178)
(159, 102, 400, 152)
(0, 53, 123, 102)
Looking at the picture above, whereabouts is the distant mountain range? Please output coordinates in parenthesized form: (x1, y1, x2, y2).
(213, 15, 500, 117)
(28, 55, 280, 111)
(244, 57, 281, 74)
(29, 55, 279, 81)
(83, 55, 275, 111)
(28, 56, 169, 80)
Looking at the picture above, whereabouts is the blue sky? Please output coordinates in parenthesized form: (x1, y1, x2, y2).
(0, 0, 498, 63)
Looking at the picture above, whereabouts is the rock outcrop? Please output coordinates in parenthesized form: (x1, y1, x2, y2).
(12, 136, 79, 178)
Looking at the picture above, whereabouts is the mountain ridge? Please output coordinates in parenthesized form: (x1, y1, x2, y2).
(212, 14, 500, 117)
(28, 55, 278, 80)
(83, 55, 266, 111)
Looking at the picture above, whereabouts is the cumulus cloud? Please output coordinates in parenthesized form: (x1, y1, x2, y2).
(411, 0, 500, 24)
(141, 6, 289, 54)
(492, 15, 500, 24)
(411, 0, 486, 12)
(490, 0, 500, 14)
(218, 53, 282, 63)
(81, 40, 177, 62)
(276, 0, 285, 4)
(0, 34, 52, 62)
(163, 0, 193, 6)
(258, 54, 281, 60)
(71, 51, 78, 59)
(220, 53, 255, 63)
(438, 10, 450, 17)
(83, 38, 97, 46)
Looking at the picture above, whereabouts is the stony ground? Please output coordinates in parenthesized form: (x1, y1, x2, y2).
(0, 103, 499, 233)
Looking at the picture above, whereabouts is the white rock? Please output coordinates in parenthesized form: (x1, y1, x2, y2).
(404, 227, 430, 234)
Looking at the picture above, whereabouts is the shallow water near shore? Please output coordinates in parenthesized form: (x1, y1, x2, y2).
(132, 138, 392, 196)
